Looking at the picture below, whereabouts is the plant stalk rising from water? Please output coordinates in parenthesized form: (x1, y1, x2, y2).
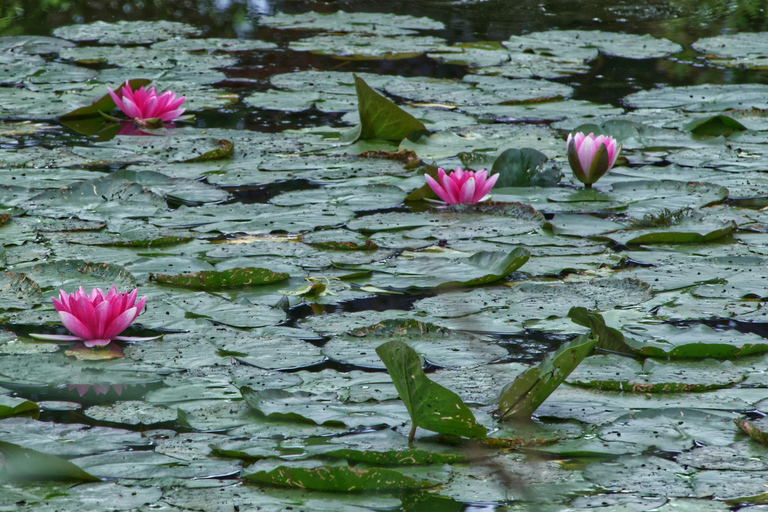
(566, 132, 621, 188)
(31, 286, 159, 347)
(424, 167, 499, 204)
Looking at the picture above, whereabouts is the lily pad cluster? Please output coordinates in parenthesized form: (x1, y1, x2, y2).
(2, 8, 768, 512)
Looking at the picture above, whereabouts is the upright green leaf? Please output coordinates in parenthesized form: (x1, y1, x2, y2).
(497, 334, 596, 421)
(354, 74, 427, 141)
(0, 395, 38, 419)
(0, 441, 100, 483)
(491, 147, 559, 187)
(376, 340, 486, 441)
(567, 307, 636, 355)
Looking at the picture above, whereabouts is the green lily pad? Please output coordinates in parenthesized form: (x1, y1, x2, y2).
(583, 455, 694, 496)
(624, 84, 768, 112)
(84, 401, 177, 426)
(208, 327, 325, 370)
(693, 32, 768, 68)
(259, 10, 445, 35)
(321, 318, 507, 369)
(343, 247, 530, 291)
(0, 272, 43, 310)
(244, 459, 449, 491)
(24, 174, 166, 222)
(568, 354, 745, 392)
(53, 20, 201, 45)
(15, 259, 136, 292)
(289, 33, 454, 60)
(0, 35, 74, 55)
(241, 387, 410, 428)
(623, 323, 768, 359)
(153, 267, 289, 289)
(384, 75, 572, 106)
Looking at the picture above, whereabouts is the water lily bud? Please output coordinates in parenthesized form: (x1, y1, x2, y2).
(566, 132, 622, 188)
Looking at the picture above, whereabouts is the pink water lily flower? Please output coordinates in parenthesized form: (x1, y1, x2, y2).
(31, 286, 159, 348)
(566, 132, 622, 187)
(424, 167, 499, 204)
(107, 81, 186, 126)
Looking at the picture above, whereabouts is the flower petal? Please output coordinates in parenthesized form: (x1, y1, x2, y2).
(28, 333, 83, 341)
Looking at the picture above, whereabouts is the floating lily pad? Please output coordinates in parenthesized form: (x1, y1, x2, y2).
(208, 327, 325, 370)
(623, 323, 768, 359)
(624, 84, 768, 112)
(322, 319, 507, 369)
(84, 401, 177, 426)
(151, 38, 277, 52)
(289, 33, 454, 60)
(0, 35, 74, 55)
(0, 272, 43, 310)
(260, 10, 445, 35)
(53, 20, 201, 45)
(384, 75, 572, 106)
(153, 267, 289, 289)
(244, 459, 448, 491)
(509, 30, 681, 60)
(568, 354, 745, 392)
(693, 32, 768, 68)
(241, 387, 410, 428)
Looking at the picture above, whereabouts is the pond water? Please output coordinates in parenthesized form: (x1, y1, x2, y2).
(4, 0, 768, 510)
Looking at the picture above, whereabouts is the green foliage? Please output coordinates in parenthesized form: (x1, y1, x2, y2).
(152, 267, 289, 289)
(0, 441, 99, 483)
(567, 307, 637, 354)
(354, 74, 427, 141)
(376, 340, 486, 440)
(496, 334, 597, 421)
(682, 114, 747, 136)
(491, 147, 560, 187)
(244, 459, 447, 491)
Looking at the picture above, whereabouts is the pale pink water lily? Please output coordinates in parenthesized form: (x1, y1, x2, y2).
(30, 286, 160, 348)
(566, 132, 622, 187)
(424, 167, 499, 204)
(107, 81, 186, 126)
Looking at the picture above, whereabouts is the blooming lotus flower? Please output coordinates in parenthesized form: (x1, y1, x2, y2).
(566, 132, 622, 188)
(424, 167, 499, 204)
(107, 81, 186, 126)
(31, 287, 159, 348)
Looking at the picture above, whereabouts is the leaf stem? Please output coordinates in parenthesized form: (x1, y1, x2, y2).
(408, 424, 417, 443)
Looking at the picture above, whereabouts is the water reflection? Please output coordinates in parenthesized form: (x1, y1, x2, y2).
(67, 382, 146, 397)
